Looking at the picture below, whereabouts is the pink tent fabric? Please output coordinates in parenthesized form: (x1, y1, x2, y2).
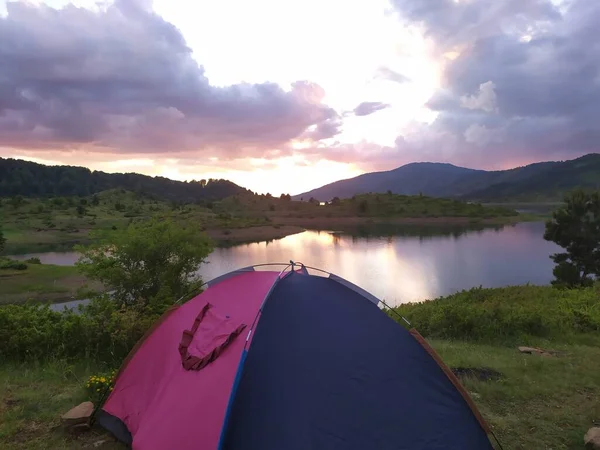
(102, 271, 278, 450)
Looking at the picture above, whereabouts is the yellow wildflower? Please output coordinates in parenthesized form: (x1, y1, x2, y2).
(101, 377, 106, 383)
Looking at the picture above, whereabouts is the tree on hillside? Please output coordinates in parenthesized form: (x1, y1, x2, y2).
(9, 195, 24, 209)
(543, 189, 600, 288)
(76, 217, 214, 309)
(0, 225, 6, 254)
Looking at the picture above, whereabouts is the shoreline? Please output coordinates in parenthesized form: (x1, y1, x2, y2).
(205, 224, 305, 245)
(269, 214, 535, 228)
(4, 215, 542, 255)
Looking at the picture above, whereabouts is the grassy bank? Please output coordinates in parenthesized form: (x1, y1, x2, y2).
(394, 284, 600, 345)
(1, 339, 598, 449)
(0, 262, 101, 305)
(0, 361, 122, 449)
(1, 190, 531, 254)
(1, 285, 599, 448)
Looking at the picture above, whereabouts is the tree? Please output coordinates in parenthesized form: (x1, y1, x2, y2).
(9, 195, 24, 209)
(76, 218, 214, 308)
(0, 225, 6, 254)
(543, 189, 600, 288)
(358, 199, 369, 214)
(91, 194, 100, 206)
(331, 197, 341, 205)
(76, 205, 86, 216)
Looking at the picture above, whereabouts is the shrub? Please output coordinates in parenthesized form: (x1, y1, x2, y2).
(0, 259, 28, 270)
(76, 217, 212, 308)
(393, 284, 600, 344)
(0, 296, 162, 364)
(25, 257, 42, 264)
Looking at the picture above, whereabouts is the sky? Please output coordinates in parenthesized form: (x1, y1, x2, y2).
(0, 0, 598, 196)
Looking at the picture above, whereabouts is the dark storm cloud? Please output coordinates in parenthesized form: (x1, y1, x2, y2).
(387, 0, 600, 168)
(0, 0, 340, 157)
(353, 101, 391, 117)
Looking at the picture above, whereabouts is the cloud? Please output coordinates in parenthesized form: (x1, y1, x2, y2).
(0, 0, 340, 160)
(375, 67, 410, 84)
(460, 81, 498, 113)
(353, 101, 391, 117)
(383, 0, 600, 168)
(390, 0, 560, 52)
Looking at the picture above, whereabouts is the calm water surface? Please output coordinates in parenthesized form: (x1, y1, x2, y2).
(12, 221, 560, 309)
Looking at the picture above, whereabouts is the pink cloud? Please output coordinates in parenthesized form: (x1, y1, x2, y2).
(0, 0, 340, 160)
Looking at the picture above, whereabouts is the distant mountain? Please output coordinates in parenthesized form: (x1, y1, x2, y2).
(0, 158, 249, 202)
(293, 154, 600, 202)
(294, 163, 480, 201)
(460, 154, 600, 201)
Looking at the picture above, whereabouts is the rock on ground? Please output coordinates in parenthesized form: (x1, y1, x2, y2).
(61, 401, 94, 426)
(517, 346, 555, 357)
(585, 427, 600, 450)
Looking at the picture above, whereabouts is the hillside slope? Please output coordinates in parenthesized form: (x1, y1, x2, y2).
(0, 158, 249, 202)
(462, 153, 600, 201)
(293, 163, 481, 200)
(293, 153, 600, 201)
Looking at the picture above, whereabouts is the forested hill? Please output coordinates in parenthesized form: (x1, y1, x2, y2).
(293, 153, 600, 202)
(0, 158, 249, 202)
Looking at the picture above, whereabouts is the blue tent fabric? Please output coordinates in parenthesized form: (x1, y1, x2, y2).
(222, 272, 494, 450)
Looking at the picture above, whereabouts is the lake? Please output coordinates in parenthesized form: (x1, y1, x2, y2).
(11, 221, 560, 310)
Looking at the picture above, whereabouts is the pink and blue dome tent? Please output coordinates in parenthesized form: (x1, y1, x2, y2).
(95, 262, 498, 450)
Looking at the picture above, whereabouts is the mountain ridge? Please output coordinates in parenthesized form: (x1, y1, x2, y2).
(0, 158, 250, 202)
(292, 153, 600, 202)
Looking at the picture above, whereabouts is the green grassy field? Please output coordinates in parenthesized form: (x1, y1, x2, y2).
(0, 262, 101, 305)
(0, 190, 270, 254)
(1, 190, 532, 255)
(1, 284, 599, 449)
(1, 338, 597, 449)
(0, 361, 122, 449)
(434, 339, 600, 449)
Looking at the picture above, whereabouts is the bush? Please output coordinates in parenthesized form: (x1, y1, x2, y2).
(25, 257, 42, 264)
(0, 296, 162, 364)
(393, 284, 600, 344)
(0, 259, 28, 270)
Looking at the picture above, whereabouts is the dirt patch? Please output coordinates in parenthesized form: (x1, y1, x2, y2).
(451, 367, 503, 382)
(4, 397, 21, 408)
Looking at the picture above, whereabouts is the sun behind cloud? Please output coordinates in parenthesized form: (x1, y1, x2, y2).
(1, 0, 599, 193)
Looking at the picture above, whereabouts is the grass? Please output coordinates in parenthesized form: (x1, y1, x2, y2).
(394, 284, 600, 345)
(1, 190, 535, 254)
(0, 263, 101, 305)
(433, 339, 600, 449)
(0, 190, 273, 254)
(0, 361, 123, 449)
(1, 338, 598, 449)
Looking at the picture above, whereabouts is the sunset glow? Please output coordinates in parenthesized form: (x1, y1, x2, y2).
(1, 0, 597, 194)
